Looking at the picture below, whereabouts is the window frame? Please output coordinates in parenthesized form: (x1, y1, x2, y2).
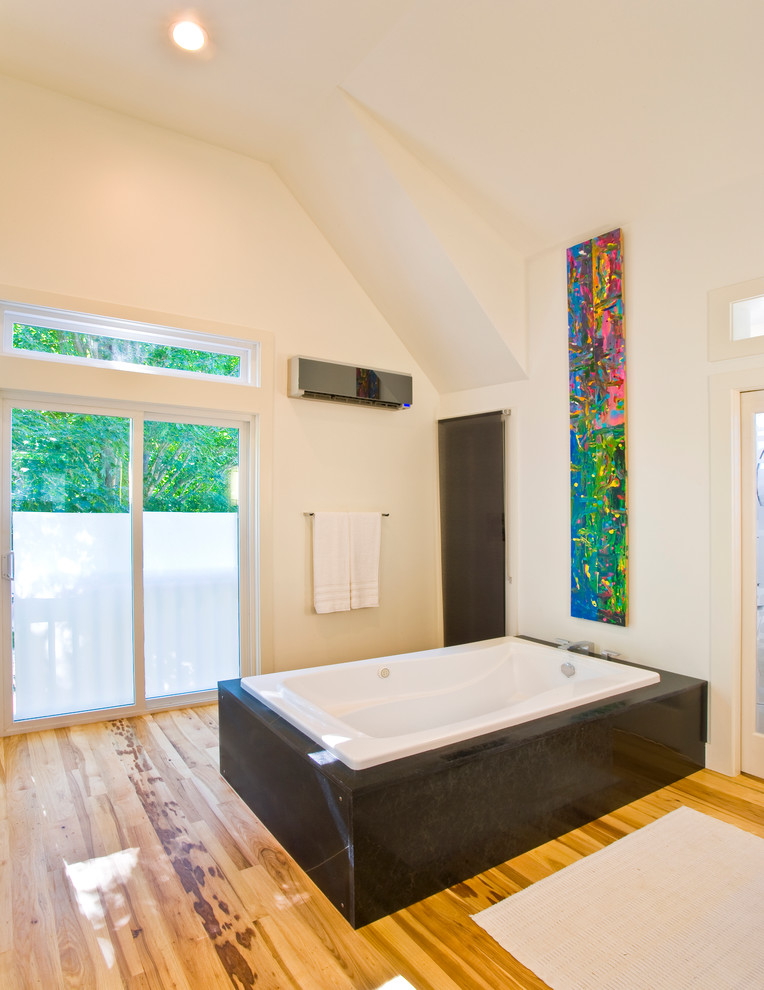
(708, 276, 764, 361)
(3, 301, 258, 385)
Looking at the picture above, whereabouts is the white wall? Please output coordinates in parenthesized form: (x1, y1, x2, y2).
(441, 172, 764, 773)
(7, 71, 764, 770)
(0, 74, 442, 675)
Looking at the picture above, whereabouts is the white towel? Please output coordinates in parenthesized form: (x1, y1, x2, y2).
(312, 512, 350, 613)
(350, 512, 381, 609)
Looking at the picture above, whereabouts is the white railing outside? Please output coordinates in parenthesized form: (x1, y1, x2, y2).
(12, 511, 239, 720)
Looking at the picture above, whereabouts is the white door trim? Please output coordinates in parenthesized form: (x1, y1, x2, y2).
(709, 368, 764, 774)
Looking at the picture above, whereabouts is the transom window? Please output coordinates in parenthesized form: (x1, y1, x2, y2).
(708, 276, 764, 361)
(3, 302, 257, 384)
(732, 295, 764, 341)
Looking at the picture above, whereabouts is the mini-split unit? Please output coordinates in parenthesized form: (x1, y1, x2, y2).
(288, 356, 412, 409)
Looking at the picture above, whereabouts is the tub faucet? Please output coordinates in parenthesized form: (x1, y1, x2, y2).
(555, 638, 595, 655)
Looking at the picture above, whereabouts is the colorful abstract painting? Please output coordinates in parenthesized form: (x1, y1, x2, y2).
(567, 228, 627, 625)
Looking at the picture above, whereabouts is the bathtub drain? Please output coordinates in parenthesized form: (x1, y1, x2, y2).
(378, 666, 391, 679)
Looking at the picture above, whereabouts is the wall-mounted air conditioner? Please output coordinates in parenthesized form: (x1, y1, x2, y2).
(288, 356, 412, 409)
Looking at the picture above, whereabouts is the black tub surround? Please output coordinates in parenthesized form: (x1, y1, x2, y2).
(218, 650, 706, 929)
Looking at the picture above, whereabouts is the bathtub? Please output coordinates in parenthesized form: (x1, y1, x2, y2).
(240, 636, 660, 770)
(222, 640, 705, 925)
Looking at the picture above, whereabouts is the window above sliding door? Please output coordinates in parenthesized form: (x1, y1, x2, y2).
(2, 301, 258, 384)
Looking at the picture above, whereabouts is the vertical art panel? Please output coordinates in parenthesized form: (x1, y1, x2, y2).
(567, 228, 627, 625)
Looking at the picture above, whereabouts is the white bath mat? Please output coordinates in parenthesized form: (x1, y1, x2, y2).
(473, 806, 764, 989)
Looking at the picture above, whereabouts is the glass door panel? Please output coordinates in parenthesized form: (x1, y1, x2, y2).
(143, 420, 240, 698)
(741, 393, 764, 778)
(10, 407, 134, 720)
(754, 414, 764, 735)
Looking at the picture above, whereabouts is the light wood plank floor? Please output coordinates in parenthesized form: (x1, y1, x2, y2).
(1, 704, 762, 989)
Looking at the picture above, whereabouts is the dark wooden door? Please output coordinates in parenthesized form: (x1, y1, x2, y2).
(438, 411, 506, 646)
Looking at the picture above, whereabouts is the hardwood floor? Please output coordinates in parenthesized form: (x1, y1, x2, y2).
(1, 705, 762, 989)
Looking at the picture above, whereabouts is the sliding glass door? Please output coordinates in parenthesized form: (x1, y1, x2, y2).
(4, 399, 248, 727)
(143, 419, 241, 699)
(10, 407, 134, 719)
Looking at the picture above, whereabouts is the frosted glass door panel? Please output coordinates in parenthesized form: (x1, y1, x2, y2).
(11, 409, 134, 720)
(143, 420, 240, 698)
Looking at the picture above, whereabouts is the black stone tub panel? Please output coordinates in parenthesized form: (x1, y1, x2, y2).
(218, 655, 706, 928)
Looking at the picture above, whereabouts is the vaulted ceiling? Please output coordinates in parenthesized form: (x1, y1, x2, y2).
(2, 0, 763, 392)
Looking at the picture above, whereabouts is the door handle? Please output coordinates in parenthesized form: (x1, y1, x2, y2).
(1, 552, 14, 580)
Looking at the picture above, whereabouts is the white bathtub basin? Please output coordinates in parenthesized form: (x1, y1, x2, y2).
(240, 636, 660, 769)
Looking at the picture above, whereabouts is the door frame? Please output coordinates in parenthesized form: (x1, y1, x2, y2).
(709, 369, 764, 775)
(0, 393, 257, 735)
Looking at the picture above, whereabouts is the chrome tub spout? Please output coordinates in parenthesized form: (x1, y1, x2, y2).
(555, 638, 595, 655)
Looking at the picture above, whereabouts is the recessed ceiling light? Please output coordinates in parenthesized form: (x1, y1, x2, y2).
(171, 19, 207, 52)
